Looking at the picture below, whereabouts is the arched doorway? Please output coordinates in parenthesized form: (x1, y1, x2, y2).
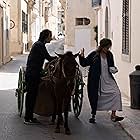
(105, 7, 109, 38)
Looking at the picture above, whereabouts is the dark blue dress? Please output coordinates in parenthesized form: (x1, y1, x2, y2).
(79, 50, 115, 115)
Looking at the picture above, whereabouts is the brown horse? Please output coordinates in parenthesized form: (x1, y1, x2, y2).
(35, 51, 79, 135)
(52, 51, 79, 135)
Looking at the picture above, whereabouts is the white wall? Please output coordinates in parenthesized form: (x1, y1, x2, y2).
(65, 0, 96, 56)
(75, 28, 92, 55)
(0, 0, 10, 63)
(98, 0, 140, 97)
(31, 0, 43, 42)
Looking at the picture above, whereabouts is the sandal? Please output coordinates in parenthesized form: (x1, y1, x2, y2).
(111, 116, 124, 122)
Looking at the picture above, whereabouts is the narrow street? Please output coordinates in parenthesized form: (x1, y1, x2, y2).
(0, 40, 133, 140)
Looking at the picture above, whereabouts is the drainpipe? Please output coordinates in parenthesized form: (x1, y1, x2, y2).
(17, 0, 22, 53)
(27, 0, 35, 50)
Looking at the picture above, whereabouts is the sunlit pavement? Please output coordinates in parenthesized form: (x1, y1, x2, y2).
(0, 40, 133, 140)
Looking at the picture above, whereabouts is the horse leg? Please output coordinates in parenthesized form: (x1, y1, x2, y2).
(51, 111, 63, 125)
(64, 111, 71, 135)
(64, 98, 71, 135)
(50, 113, 56, 125)
(51, 85, 58, 125)
(55, 113, 62, 133)
(55, 100, 63, 133)
(59, 113, 64, 125)
(51, 99, 57, 124)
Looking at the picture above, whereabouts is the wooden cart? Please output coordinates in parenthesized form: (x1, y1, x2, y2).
(15, 66, 85, 118)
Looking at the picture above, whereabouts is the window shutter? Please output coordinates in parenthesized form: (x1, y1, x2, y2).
(122, 0, 129, 55)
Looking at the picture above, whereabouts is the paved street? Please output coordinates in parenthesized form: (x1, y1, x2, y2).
(0, 40, 133, 140)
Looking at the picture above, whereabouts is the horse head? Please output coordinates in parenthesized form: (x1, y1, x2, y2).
(55, 51, 79, 79)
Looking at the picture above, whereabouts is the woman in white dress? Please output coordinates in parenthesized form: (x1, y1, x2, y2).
(79, 38, 124, 123)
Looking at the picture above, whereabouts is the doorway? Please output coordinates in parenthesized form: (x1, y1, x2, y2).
(75, 28, 91, 56)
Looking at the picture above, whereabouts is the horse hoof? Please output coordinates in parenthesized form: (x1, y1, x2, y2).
(55, 128, 60, 133)
(65, 128, 71, 135)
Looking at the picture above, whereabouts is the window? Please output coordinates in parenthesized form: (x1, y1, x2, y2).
(45, 7, 49, 22)
(105, 7, 109, 38)
(75, 18, 90, 26)
(92, 0, 101, 8)
(22, 11, 28, 33)
(122, 0, 129, 56)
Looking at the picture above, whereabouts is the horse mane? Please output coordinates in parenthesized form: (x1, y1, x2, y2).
(64, 51, 73, 56)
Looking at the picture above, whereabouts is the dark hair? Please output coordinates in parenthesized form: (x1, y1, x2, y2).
(99, 38, 112, 48)
(38, 29, 52, 42)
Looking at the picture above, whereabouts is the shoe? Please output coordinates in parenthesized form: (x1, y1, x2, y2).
(111, 116, 124, 122)
(24, 118, 40, 125)
(89, 115, 96, 123)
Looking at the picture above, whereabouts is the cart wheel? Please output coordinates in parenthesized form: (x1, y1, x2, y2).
(15, 66, 26, 117)
(72, 69, 85, 118)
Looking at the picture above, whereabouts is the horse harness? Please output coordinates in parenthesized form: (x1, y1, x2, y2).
(42, 57, 78, 93)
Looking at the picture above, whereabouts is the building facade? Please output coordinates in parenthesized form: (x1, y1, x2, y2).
(0, 0, 10, 66)
(42, 0, 63, 39)
(96, 0, 140, 97)
(10, 0, 29, 55)
(62, 0, 97, 56)
(10, 0, 44, 55)
(28, 0, 43, 48)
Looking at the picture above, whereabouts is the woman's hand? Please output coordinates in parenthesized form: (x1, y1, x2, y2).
(109, 66, 118, 74)
(80, 48, 85, 57)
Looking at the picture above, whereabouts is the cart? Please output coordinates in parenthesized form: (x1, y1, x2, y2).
(15, 66, 85, 118)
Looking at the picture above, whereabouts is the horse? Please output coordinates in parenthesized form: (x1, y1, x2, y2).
(35, 51, 79, 135)
(51, 51, 79, 135)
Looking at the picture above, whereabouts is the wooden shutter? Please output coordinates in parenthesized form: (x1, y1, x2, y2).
(122, 0, 129, 55)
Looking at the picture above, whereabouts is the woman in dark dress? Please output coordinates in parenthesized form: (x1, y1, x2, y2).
(79, 38, 124, 123)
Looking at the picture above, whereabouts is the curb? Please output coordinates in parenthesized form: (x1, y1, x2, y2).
(118, 122, 135, 140)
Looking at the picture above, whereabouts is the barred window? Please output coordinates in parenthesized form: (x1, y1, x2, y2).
(22, 11, 28, 33)
(122, 0, 129, 55)
(75, 18, 90, 26)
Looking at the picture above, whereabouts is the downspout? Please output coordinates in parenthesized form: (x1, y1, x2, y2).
(17, 0, 22, 53)
(28, 0, 35, 50)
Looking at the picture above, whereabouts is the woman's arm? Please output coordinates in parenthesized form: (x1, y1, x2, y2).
(108, 51, 118, 74)
(79, 51, 96, 67)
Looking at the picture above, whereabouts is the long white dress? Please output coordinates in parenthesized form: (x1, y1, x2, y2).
(97, 55, 122, 111)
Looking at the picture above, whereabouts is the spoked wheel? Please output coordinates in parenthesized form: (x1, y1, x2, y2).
(15, 66, 26, 117)
(72, 69, 85, 118)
